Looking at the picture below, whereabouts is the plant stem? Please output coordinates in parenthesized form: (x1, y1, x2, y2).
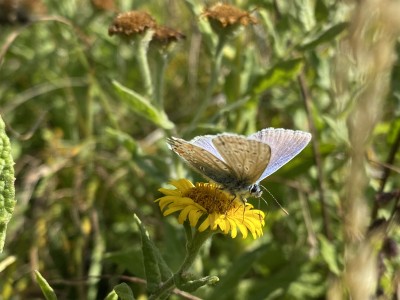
(371, 127, 400, 219)
(155, 53, 169, 109)
(136, 30, 154, 100)
(187, 36, 225, 133)
(297, 72, 332, 240)
(149, 230, 213, 300)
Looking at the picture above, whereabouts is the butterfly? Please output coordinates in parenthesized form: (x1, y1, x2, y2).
(167, 128, 311, 201)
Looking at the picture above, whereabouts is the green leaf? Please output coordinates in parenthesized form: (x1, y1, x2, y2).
(0, 115, 16, 253)
(298, 22, 348, 51)
(104, 290, 119, 300)
(114, 283, 135, 300)
(104, 247, 145, 278)
(208, 244, 269, 300)
(112, 80, 174, 130)
(105, 128, 138, 154)
(134, 214, 173, 294)
(34, 270, 58, 300)
(318, 235, 340, 275)
(252, 59, 304, 94)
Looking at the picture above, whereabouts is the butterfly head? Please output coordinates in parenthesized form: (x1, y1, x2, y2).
(248, 184, 262, 198)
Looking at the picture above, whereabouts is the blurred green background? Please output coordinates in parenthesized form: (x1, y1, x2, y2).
(1, 0, 399, 299)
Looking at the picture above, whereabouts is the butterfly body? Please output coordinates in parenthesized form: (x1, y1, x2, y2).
(167, 128, 311, 202)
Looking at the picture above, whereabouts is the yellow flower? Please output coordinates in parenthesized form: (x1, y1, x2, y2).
(156, 179, 265, 239)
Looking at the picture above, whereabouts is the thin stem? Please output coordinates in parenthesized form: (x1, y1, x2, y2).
(155, 53, 169, 109)
(149, 230, 213, 300)
(371, 128, 400, 219)
(298, 72, 332, 240)
(187, 36, 225, 133)
(136, 30, 154, 100)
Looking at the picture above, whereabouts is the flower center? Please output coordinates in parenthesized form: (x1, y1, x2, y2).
(183, 183, 234, 214)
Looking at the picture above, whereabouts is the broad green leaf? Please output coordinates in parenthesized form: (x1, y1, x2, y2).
(112, 80, 174, 130)
(133, 214, 173, 294)
(252, 59, 304, 94)
(298, 22, 348, 51)
(0, 115, 15, 253)
(114, 283, 135, 300)
(104, 247, 145, 278)
(105, 128, 138, 154)
(319, 235, 340, 275)
(34, 270, 58, 300)
(207, 244, 269, 300)
(104, 290, 119, 300)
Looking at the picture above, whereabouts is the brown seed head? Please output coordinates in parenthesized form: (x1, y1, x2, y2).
(203, 2, 257, 28)
(91, 0, 116, 12)
(152, 25, 185, 46)
(0, 0, 47, 25)
(108, 11, 157, 37)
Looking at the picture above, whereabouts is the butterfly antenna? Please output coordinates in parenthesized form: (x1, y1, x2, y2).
(260, 185, 289, 215)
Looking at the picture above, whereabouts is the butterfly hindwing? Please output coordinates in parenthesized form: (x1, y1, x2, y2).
(249, 128, 311, 181)
(167, 137, 238, 184)
(212, 134, 271, 184)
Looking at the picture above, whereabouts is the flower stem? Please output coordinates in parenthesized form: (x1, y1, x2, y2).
(154, 52, 169, 109)
(149, 230, 214, 299)
(136, 30, 154, 100)
(178, 230, 213, 275)
(186, 35, 225, 133)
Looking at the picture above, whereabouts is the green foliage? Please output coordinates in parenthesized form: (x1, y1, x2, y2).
(0, 115, 15, 253)
(34, 270, 58, 300)
(0, 0, 399, 299)
(113, 283, 135, 300)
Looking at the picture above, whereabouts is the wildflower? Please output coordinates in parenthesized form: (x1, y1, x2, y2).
(0, 0, 46, 25)
(202, 2, 257, 34)
(151, 25, 185, 49)
(91, 0, 115, 12)
(156, 179, 265, 239)
(108, 11, 156, 38)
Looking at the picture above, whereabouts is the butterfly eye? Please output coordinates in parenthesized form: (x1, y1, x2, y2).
(249, 184, 262, 197)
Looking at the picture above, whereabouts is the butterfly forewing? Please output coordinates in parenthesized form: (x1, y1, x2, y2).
(249, 128, 311, 181)
(212, 135, 271, 184)
(167, 137, 238, 184)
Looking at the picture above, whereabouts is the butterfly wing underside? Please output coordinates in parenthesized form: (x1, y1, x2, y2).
(212, 135, 271, 184)
(249, 128, 312, 181)
(167, 137, 238, 184)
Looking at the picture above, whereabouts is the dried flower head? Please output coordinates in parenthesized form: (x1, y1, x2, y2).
(108, 11, 156, 38)
(203, 2, 257, 31)
(91, 0, 116, 12)
(0, 0, 46, 25)
(151, 25, 185, 48)
(156, 179, 265, 239)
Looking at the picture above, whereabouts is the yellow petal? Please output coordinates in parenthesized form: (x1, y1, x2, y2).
(164, 206, 186, 216)
(228, 218, 238, 238)
(198, 216, 210, 232)
(188, 209, 202, 227)
(170, 179, 194, 191)
(236, 221, 248, 239)
(178, 205, 193, 224)
(158, 188, 181, 197)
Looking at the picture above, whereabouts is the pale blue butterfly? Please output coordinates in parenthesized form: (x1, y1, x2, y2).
(167, 128, 311, 201)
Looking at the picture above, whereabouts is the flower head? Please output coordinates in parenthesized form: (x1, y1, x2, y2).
(156, 179, 265, 239)
(108, 11, 156, 38)
(0, 0, 46, 25)
(202, 3, 257, 35)
(151, 25, 185, 49)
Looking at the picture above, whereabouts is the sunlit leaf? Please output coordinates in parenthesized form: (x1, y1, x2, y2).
(252, 59, 304, 94)
(34, 270, 57, 300)
(0, 115, 15, 253)
(112, 80, 174, 130)
(114, 283, 135, 300)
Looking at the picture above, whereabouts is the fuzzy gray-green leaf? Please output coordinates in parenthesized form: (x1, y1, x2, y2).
(0, 115, 15, 253)
(112, 80, 174, 130)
